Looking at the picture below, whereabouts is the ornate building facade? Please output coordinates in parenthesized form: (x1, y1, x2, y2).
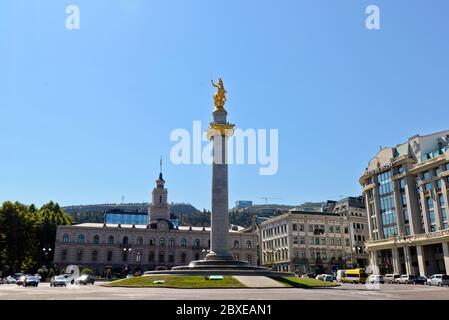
(53, 171, 258, 276)
(360, 130, 449, 276)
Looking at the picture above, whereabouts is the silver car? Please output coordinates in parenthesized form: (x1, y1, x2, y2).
(427, 274, 449, 286)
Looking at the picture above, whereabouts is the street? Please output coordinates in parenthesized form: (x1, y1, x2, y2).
(1, 282, 449, 300)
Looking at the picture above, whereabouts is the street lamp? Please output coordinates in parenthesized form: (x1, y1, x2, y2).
(42, 247, 52, 266)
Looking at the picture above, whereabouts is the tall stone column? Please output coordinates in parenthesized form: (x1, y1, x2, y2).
(442, 242, 449, 275)
(205, 80, 235, 262)
(416, 245, 427, 276)
(391, 247, 401, 274)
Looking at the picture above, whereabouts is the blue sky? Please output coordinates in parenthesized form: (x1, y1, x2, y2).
(1, 0, 449, 210)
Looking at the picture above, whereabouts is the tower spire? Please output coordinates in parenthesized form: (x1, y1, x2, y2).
(159, 156, 164, 181)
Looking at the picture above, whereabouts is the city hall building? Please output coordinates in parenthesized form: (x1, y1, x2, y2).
(53, 171, 258, 275)
(360, 130, 449, 276)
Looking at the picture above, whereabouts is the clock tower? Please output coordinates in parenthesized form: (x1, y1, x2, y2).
(148, 161, 170, 225)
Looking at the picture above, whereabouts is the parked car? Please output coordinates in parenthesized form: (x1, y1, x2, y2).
(367, 274, 385, 284)
(50, 276, 67, 287)
(323, 275, 334, 282)
(16, 275, 27, 286)
(384, 273, 401, 284)
(427, 274, 449, 286)
(23, 275, 39, 287)
(396, 274, 416, 284)
(34, 274, 41, 282)
(412, 276, 428, 285)
(13, 273, 24, 280)
(3, 276, 17, 284)
(75, 274, 95, 285)
(315, 274, 326, 281)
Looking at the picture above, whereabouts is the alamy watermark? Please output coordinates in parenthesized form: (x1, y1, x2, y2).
(365, 5, 381, 30)
(169, 121, 278, 176)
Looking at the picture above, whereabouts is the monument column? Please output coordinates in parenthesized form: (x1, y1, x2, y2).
(206, 79, 235, 261)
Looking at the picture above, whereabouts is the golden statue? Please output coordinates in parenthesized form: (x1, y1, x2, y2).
(211, 78, 227, 109)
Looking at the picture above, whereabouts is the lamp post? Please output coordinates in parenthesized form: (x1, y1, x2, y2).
(122, 247, 132, 276)
(42, 247, 52, 267)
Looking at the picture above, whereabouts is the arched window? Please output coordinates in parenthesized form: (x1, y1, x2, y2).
(159, 252, 165, 262)
(149, 237, 155, 246)
(123, 236, 128, 245)
(148, 251, 155, 262)
(233, 240, 239, 249)
(159, 195, 162, 204)
(247, 255, 252, 263)
(168, 252, 175, 263)
(76, 249, 83, 261)
(194, 239, 200, 248)
(107, 251, 113, 262)
(122, 251, 128, 262)
(77, 234, 85, 243)
(137, 237, 143, 245)
(93, 235, 100, 244)
(180, 238, 187, 247)
(61, 249, 67, 261)
(159, 238, 165, 246)
(108, 235, 114, 244)
(63, 234, 69, 243)
(246, 240, 252, 249)
(92, 250, 98, 262)
(136, 251, 142, 262)
(169, 238, 175, 246)
(181, 252, 186, 263)
(194, 253, 200, 260)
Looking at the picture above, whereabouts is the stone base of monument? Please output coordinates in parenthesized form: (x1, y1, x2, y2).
(144, 258, 294, 277)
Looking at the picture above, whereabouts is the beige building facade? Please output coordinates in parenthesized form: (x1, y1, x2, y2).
(259, 211, 353, 274)
(360, 130, 449, 276)
(53, 172, 257, 276)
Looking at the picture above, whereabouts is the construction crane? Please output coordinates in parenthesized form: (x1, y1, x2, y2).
(260, 197, 281, 204)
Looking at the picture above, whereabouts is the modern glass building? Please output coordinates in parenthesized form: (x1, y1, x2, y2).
(360, 130, 449, 276)
(105, 209, 148, 225)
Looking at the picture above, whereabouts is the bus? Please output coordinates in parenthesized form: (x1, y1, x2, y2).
(336, 268, 367, 284)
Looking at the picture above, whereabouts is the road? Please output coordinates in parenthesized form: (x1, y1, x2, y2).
(1, 282, 449, 300)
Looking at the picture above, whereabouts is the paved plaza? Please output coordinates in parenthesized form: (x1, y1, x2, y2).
(1, 282, 449, 300)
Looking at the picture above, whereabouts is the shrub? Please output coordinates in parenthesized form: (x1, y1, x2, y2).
(81, 268, 94, 275)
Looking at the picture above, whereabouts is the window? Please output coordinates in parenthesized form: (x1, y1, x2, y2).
(336, 239, 341, 246)
(159, 238, 165, 246)
(149, 237, 155, 246)
(168, 252, 175, 263)
(344, 227, 349, 234)
(61, 249, 67, 261)
(424, 182, 433, 191)
(93, 235, 100, 244)
(335, 226, 341, 233)
(194, 253, 200, 260)
(76, 249, 83, 261)
(398, 165, 405, 174)
(180, 238, 187, 247)
(309, 237, 314, 245)
(299, 224, 304, 231)
(169, 238, 175, 246)
(159, 252, 165, 262)
(330, 239, 334, 246)
(108, 235, 114, 244)
(107, 251, 113, 262)
(63, 234, 69, 243)
(299, 237, 305, 245)
(247, 255, 252, 263)
(423, 171, 431, 180)
(345, 239, 350, 246)
(137, 237, 143, 245)
(320, 238, 326, 245)
(329, 225, 333, 233)
(159, 195, 162, 203)
(136, 251, 142, 262)
(92, 250, 98, 262)
(427, 197, 434, 209)
(194, 239, 200, 248)
(292, 224, 297, 231)
(77, 234, 85, 243)
(122, 236, 128, 245)
(181, 252, 186, 263)
(233, 240, 239, 249)
(246, 240, 252, 249)
(122, 251, 128, 262)
(148, 251, 155, 262)
(308, 225, 313, 232)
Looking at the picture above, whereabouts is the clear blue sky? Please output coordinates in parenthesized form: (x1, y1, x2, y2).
(1, 0, 449, 210)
